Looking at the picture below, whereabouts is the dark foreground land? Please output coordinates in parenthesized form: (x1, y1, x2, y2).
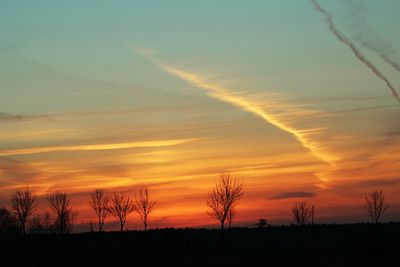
(1, 223, 399, 267)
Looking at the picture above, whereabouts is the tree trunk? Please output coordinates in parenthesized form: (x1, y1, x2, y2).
(98, 218, 103, 232)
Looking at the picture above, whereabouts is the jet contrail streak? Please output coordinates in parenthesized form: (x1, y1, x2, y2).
(135, 48, 336, 168)
(310, 0, 400, 104)
(343, 0, 400, 73)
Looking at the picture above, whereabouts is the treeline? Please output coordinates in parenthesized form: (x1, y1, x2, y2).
(0, 188, 156, 234)
(0, 172, 392, 235)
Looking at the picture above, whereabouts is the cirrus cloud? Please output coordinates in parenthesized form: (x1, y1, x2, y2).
(268, 191, 316, 200)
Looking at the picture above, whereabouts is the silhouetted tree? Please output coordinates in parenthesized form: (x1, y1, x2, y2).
(0, 207, 19, 233)
(365, 189, 389, 224)
(29, 212, 55, 233)
(292, 201, 313, 248)
(292, 202, 312, 226)
(133, 188, 156, 231)
(47, 192, 78, 234)
(310, 204, 315, 248)
(255, 218, 267, 228)
(10, 187, 37, 234)
(42, 211, 54, 233)
(206, 173, 244, 231)
(227, 206, 236, 230)
(311, 204, 315, 225)
(89, 189, 109, 232)
(29, 214, 45, 233)
(108, 192, 135, 231)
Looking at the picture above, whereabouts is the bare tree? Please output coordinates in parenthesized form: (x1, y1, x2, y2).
(43, 211, 54, 233)
(89, 189, 109, 232)
(311, 204, 315, 225)
(365, 190, 389, 224)
(47, 192, 78, 234)
(226, 206, 237, 247)
(0, 207, 19, 233)
(133, 188, 156, 231)
(108, 192, 135, 231)
(29, 214, 45, 234)
(206, 173, 244, 231)
(227, 206, 236, 230)
(10, 187, 37, 234)
(29, 212, 54, 233)
(292, 202, 313, 226)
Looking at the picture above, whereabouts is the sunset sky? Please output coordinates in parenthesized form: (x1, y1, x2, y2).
(1, 0, 399, 230)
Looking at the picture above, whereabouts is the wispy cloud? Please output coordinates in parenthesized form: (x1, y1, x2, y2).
(0, 158, 41, 187)
(342, 0, 400, 72)
(358, 178, 400, 188)
(331, 104, 398, 114)
(0, 112, 51, 122)
(268, 191, 316, 200)
(133, 47, 337, 182)
(0, 138, 197, 156)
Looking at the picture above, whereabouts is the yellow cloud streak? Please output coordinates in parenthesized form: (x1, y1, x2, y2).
(0, 138, 197, 156)
(135, 49, 336, 169)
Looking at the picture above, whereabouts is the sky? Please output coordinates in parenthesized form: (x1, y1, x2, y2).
(1, 0, 399, 230)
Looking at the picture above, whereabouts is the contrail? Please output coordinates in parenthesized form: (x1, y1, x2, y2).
(310, 0, 400, 104)
(134, 48, 337, 169)
(343, 0, 400, 73)
(358, 38, 400, 73)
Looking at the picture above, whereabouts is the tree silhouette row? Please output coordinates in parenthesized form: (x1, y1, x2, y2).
(0, 173, 391, 234)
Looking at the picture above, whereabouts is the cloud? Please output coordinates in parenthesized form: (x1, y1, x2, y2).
(324, 175, 400, 195)
(385, 123, 400, 138)
(332, 104, 398, 114)
(133, 48, 337, 182)
(268, 191, 316, 200)
(0, 112, 51, 122)
(342, 0, 400, 73)
(358, 178, 400, 188)
(0, 158, 42, 188)
(0, 138, 198, 156)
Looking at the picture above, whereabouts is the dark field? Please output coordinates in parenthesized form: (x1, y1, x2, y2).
(1, 223, 399, 267)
